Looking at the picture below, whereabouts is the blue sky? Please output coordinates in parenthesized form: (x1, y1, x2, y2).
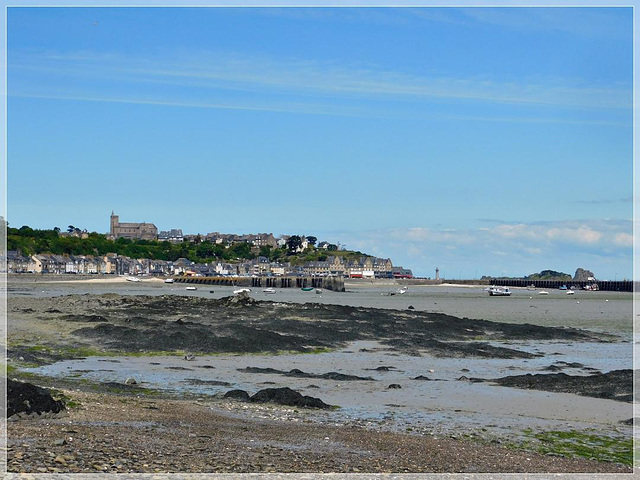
(7, 6, 633, 279)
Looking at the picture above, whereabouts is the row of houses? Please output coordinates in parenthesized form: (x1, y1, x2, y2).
(108, 212, 339, 253)
(6, 251, 413, 279)
(198, 233, 333, 252)
(149, 255, 411, 279)
(7, 251, 119, 275)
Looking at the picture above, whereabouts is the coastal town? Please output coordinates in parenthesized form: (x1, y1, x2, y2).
(6, 211, 414, 279)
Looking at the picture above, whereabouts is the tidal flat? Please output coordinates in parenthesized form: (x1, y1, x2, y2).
(5, 276, 634, 474)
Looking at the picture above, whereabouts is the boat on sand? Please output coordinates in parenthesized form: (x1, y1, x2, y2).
(488, 286, 511, 296)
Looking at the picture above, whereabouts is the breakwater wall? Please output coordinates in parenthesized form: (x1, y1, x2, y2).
(174, 276, 345, 292)
(407, 278, 634, 292)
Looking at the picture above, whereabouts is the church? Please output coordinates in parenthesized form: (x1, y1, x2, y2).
(109, 211, 157, 240)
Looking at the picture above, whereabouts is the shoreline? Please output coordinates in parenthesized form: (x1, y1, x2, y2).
(8, 274, 165, 284)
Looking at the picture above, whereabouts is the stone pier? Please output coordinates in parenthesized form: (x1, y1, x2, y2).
(174, 276, 345, 292)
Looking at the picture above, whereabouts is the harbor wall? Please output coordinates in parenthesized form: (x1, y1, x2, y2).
(397, 278, 634, 292)
(174, 276, 345, 292)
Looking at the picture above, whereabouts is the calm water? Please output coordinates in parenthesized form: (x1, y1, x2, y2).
(28, 340, 632, 442)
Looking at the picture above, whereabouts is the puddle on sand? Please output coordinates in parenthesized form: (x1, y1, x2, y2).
(27, 340, 632, 443)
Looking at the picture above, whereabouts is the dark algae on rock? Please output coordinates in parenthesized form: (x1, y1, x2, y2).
(25, 293, 605, 359)
(249, 387, 333, 409)
(238, 367, 375, 381)
(7, 379, 66, 418)
(466, 370, 632, 402)
(223, 386, 333, 409)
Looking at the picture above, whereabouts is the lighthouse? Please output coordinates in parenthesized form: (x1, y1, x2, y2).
(435, 267, 440, 281)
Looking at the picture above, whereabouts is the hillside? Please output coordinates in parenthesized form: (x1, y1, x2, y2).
(6, 226, 368, 265)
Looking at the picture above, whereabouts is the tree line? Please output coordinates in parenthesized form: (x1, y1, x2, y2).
(7, 226, 358, 265)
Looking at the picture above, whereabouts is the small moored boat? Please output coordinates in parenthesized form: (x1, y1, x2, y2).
(164, 278, 174, 284)
(125, 276, 141, 282)
(185, 286, 197, 291)
(539, 290, 549, 295)
(301, 287, 314, 291)
(263, 287, 276, 294)
(233, 287, 251, 294)
(488, 286, 511, 296)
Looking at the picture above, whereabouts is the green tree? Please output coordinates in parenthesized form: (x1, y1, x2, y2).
(286, 235, 302, 253)
(259, 245, 272, 258)
(230, 242, 253, 259)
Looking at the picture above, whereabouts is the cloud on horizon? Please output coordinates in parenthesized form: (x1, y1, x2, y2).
(332, 218, 632, 278)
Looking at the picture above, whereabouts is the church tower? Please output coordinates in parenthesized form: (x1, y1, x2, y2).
(110, 210, 119, 236)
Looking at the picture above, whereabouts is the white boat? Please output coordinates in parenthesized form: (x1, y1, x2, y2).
(398, 287, 408, 294)
(263, 287, 276, 294)
(539, 290, 549, 295)
(164, 278, 174, 284)
(125, 276, 141, 282)
(488, 286, 511, 296)
(566, 290, 575, 295)
(315, 288, 323, 294)
(234, 287, 251, 294)
(185, 286, 197, 291)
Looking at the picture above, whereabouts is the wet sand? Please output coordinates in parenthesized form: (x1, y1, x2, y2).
(28, 342, 632, 444)
(5, 277, 635, 473)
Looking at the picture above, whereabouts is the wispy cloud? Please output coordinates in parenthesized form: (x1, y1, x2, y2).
(237, 7, 632, 42)
(10, 49, 631, 111)
(9, 92, 377, 118)
(575, 196, 632, 205)
(456, 7, 632, 42)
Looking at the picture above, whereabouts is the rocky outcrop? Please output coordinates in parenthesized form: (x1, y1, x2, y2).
(224, 387, 332, 409)
(224, 389, 251, 401)
(238, 367, 375, 381)
(8, 379, 66, 418)
(250, 387, 332, 409)
(573, 268, 595, 282)
(465, 369, 632, 402)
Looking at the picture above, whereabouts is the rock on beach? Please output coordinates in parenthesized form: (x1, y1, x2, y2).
(8, 379, 66, 418)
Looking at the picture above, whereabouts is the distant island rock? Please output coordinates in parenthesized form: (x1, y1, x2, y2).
(483, 267, 597, 283)
(525, 270, 572, 281)
(573, 268, 596, 282)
